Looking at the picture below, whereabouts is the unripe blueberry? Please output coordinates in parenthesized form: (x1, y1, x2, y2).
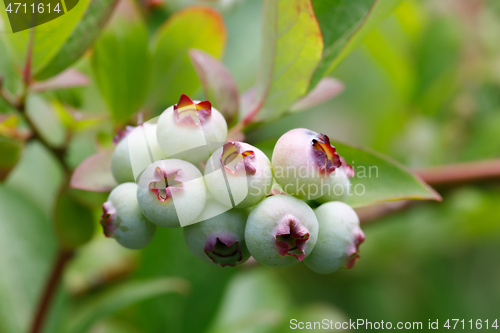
(184, 199, 250, 267)
(245, 195, 319, 267)
(156, 94, 228, 164)
(272, 128, 342, 200)
(136, 159, 206, 228)
(100, 182, 157, 249)
(111, 124, 167, 183)
(304, 201, 365, 274)
(204, 142, 273, 208)
(319, 157, 355, 202)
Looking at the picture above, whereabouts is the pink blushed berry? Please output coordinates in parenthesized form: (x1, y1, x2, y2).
(272, 128, 342, 200)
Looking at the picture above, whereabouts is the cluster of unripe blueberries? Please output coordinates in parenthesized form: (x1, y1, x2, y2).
(101, 95, 365, 274)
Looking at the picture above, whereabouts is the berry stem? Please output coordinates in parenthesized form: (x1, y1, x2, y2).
(1, 67, 75, 333)
(414, 159, 500, 188)
(358, 158, 500, 224)
(29, 249, 74, 333)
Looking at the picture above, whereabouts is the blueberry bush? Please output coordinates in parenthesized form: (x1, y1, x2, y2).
(1, 0, 500, 332)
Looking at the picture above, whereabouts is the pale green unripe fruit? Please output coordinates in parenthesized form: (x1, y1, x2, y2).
(304, 201, 365, 274)
(111, 124, 167, 183)
(184, 199, 250, 267)
(272, 128, 342, 200)
(136, 159, 207, 228)
(245, 195, 319, 267)
(100, 183, 157, 249)
(318, 168, 351, 202)
(156, 95, 228, 164)
(204, 142, 273, 208)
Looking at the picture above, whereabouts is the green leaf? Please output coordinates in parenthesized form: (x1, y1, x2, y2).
(332, 141, 441, 208)
(289, 77, 344, 112)
(91, 16, 151, 124)
(70, 149, 117, 192)
(5, 141, 64, 217)
(31, 68, 89, 92)
(54, 190, 95, 249)
(189, 49, 239, 125)
(67, 277, 190, 333)
(0, 0, 91, 77)
(35, 0, 119, 80)
(412, 17, 460, 115)
(133, 227, 235, 333)
(26, 94, 66, 147)
(0, 136, 23, 181)
(148, 6, 226, 111)
(244, 0, 323, 123)
(207, 269, 290, 333)
(0, 185, 57, 333)
(310, 0, 402, 87)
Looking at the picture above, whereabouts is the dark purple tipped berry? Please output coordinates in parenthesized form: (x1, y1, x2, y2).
(184, 200, 249, 267)
(100, 183, 156, 249)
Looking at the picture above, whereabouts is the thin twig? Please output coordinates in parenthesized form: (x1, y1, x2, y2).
(414, 159, 500, 188)
(2, 56, 72, 332)
(30, 249, 74, 333)
(358, 159, 500, 224)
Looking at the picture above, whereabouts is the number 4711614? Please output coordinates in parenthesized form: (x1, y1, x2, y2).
(5, 2, 61, 14)
(444, 319, 498, 329)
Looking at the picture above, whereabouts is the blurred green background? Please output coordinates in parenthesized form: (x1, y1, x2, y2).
(1, 0, 500, 332)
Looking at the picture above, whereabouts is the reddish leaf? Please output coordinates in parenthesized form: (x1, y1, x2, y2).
(31, 69, 90, 92)
(189, 49, 239, 124)
(70, 150, 117, 192)
(290, 78, 344, 112)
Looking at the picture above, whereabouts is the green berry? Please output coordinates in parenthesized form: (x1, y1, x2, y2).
(111, 124, 166, 183)
(245, 195, 319, 267)
(156, 94, 227, 164)
(100, 183, 157, 249)
(272, 128, 342, 200)
(204, 141, 273, 208)
(184, 199, 249, 267)
(304, 201, 365, 274)
(318, 162, 353, 202)
(136, 159, 207, 228)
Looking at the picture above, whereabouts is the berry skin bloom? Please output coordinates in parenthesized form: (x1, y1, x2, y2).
(304, 201, 365, 274)
(244, 194, 319, 267)
(111, 123, 166, 183)
(204, 141, 273, 208)
(156, 94, 228, 164)
(184, 199, 250, 267)
(100, 182, 157, 249)
(272, 128, 342, 200)
(319, 157, 355, 202)
(136, 159, 207, 228)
